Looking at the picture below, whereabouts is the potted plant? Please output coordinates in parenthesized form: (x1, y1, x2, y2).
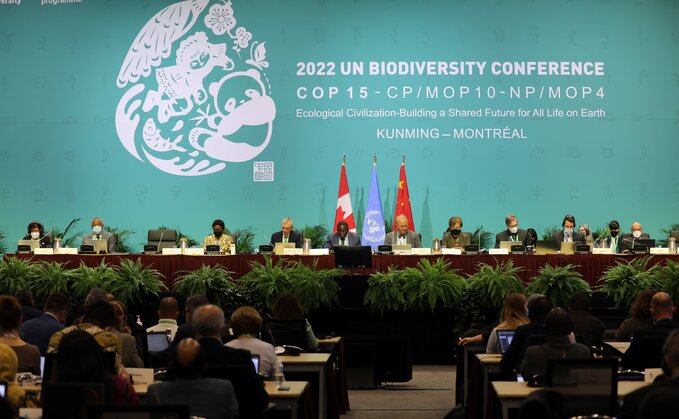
(466, 259, 525, 323)
(239, 256, 293, 309)
(526, 264, 591, 308)
(173, 264, 235, 306)
(656, 260, 679, 305)
(27, 261, 75, 304)
(470, 226, 495, 249)
(403, 258, 467, 312)
(107, 258, 167, 305)
(70, 260, 118, 302)
(104, 226, 135, 254)
(0, 256, 36, 296)
(0, 230, 7, 254)
(286, 258, 341, 311)
(51, 218, 82, 248)
(598, 256, 662, 309)
(301, 225, 328, 249)
(364, 266, 408, 314)
(225, 226, 256, 254)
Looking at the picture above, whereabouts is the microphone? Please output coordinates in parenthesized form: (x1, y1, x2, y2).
(157, 232, 164, 253)
(262, 235, 273, 246)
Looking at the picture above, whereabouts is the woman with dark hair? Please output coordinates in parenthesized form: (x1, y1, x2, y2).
(616, 289, 656, 342)
(55, 330, 138, 404)
(22, 221, 52, 248)
(272, 293, 318, 351)
(0, 296, 40, 374)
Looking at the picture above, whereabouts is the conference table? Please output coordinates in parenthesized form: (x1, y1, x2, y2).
(8, 252, 679, 287)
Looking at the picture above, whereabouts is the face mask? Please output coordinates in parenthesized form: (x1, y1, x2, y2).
(451, 229, 461, 236)
(30, 231, 40, 240)
(563, 228, 573, 236)
(213, 230, 223, 238)
(92, 226, 102, 235)
(610, 230, 619, 237)
(509, 226, 519, 234)
(632, 230, 642, 239)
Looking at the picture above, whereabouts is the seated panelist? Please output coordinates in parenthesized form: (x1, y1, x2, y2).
(620, 221, 651, 252)
(384, 214, 422, 247)
(441, 216, 471, 249)
(202, 219, 234, 253)
(325, 221, 360, 249)
(495, 213, 529, 248)
(270, 217, 303, 248)
(81, 217, 117, 253)
(552, 214, 585, 244)
(22, 221, 52, 248)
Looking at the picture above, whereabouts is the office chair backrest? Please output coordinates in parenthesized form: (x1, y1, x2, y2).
(635, 336, 667, 368)
(88, 404, 190, 419)
(44, 351, 116, 383)
(131, 327, 151, 368)
(42, 382, 105, 419)
(204, 365, 261, 419)
(262, 319, 308, 351)
(147, 229, 177, 243)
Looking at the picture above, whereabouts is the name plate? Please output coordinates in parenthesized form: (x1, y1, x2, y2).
(309, 248, 329, 256)
(411, 247, 432, 255)
(161, 248, 182, 255)
(183, 248, 204, 256)
(393, 249, 413, 255)
(57, 248, 78, 255)
(650, 247, 670, 255)
(592, 247, 613, 255)
(489, 248, 509, 255)
(126, 368, 154, 384)
(283, 248, 304, 255)
(33, 248, 54, 255)
(442, 248, 463, 255)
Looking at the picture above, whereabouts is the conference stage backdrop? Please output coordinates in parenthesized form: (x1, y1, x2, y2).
(1, 0, 678, 251)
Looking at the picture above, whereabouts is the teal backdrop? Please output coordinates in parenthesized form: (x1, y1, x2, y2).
(1, 0, 678, 251)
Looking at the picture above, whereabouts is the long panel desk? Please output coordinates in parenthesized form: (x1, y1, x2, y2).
(7, 253, 679, 288)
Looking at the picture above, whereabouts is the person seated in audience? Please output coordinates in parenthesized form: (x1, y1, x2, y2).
(620, 330, 679, 419)
(173, 294, 210, 345)
(226, 306, 277, 378)
(48, 300, 122, 372)
(622, 292, 679, 370)
(441, 216, 470, 249)
(270, 217, 304, 248)
(0, 296, 40, 375)
(55, 330, 137, 404)
(147, 296, 179, 341)
(620, 221, 651, 252)
(71, 287, 109, 325)
(193, 304, 269, 413)
(325, 220, 361, 249)
(494, 214, 530, 248)
(578, 224, 594, 245)
(148, 338, 238, 418)
(81, 217, 117, 253)
(486, 293, 529, 354)
(202, 219, 235, 254)
(568, 293, 606, 347)
(520, 308, 592, 379)
(272, 293, 318, 351)
(500, 296, 553, 374)
(616, 289, 656, 342)
(21, 293, 69, 355)
(22, 221, 52, 248)
(0, 343, 38, 413)
(109, 300, 143, 368)
(15, 290, 42, 323)
(552, 214, 585, 245)
(600, 220, 622, 252)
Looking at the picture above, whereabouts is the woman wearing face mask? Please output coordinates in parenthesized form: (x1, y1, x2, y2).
(22, 221, 52, 248)
(578, 224, 594, 245)
(442, 216, 471, 249)
(201, 219, 234, 254)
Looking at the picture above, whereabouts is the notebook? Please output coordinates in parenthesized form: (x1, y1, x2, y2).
(497, 329, 516, 354)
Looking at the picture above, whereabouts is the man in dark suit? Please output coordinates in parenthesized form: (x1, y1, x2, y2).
(551, 214, 585, 245)
(21, 293, 69, 355)
(384, 214, 421, 247)
(193, 304, 268, 414)
(620, 221, 652, 253)
(568, 293, 606, 347)
(622, 292, 679, 370)
(270, 217, 304, 248)
(494, 213, 530, 248)
(325, 221, 361, 249)
(520, 308, 592, 378)
(16, 290, 42, 323)
(173, 295, 210, 346)
(599, 220, 623, 253)
(500, 296, 553, 374)
(620, 329, 679, 419)
(81, 217, 117, 253)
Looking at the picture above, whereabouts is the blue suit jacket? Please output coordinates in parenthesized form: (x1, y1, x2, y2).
(324, 232, 361, 249)
(21, 313, 64, 355)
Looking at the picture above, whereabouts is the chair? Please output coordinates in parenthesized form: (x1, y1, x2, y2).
(43, 352, 116, 382)
(262, 319, 308, 351)
(88, 404, 190, 419)
(204, 365, 266, 419)
(147, 229, 177, 252)
(42, 382, 105, 419)
(545, 358, 618, 418)
(518, 388, 563, 419)
(131, 327, 151, 368)
(635, 336, 667, 368)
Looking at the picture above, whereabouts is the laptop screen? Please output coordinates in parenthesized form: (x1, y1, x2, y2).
(147, 332, 169, 352)
(40, 356, 45, 378)
(251, 354, 260, 374)
(497, 329, 516, 354)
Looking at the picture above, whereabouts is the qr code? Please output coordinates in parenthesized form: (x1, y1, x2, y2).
(253, 161, 274, 182)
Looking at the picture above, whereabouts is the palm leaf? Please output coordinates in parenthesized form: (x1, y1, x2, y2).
(526, 264, 591, 308)
(598, 256, 661, 309)
(105, 258, 167, 304)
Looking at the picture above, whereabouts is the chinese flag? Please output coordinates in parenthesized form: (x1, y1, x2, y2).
(333, 161, 356, 233)
(393, 162, 415, 231)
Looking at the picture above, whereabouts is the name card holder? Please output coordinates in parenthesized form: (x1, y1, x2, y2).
(283, 248, 304, 255)
(162, 248, 182, 255)
(442, 248, 463, 255)
(411, 247, 432, 255)
(309, 249, 329, 256)
(650, 247, 670, 255)
(489, 248, 509, 255)
(57, 248, 78, 255)
(184, 248, 204, 256)
(33, 248, 54, 255)
(592, 247, 613, 255)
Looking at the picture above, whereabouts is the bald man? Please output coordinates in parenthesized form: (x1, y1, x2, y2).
(384, 215, 421, 247)
(622, 292, 679, 370)
(147, 297, 179, 341)
(81, 217, 117, 253)
(147, 338, 239, 418)
(620, 222, 651, 252)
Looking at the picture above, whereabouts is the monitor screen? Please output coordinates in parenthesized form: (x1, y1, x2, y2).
(147, 332, 169, 352)
(334, 245, 373, 268)
(497, 329, 516, 354)
(251, 354, 260, 374)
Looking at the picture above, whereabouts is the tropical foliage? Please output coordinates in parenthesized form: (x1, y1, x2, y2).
(598, 256, 662, 309)
(364, 266, 408, 314)
(70, 260, 118, 302)
(27, 261, 75, 303)
(403, 258, 467, 312)
(0, 256, 35, 296)
(301, 225, 328, 249)
(467, 259, 525, 319)
(105, 225, 134, 253)
(173, 264, 235, 305)
(0, 231, 7, 254)
(225, 226, 256, 254)
(542, 225, 559, 240)
(109, 258, 167, 304)
(51, 218, 82, 248)
(657, 224, 679, 247)
(526, 264, 591, 308)
(470, 226, 494, 249)
(657, 260, 679, 305)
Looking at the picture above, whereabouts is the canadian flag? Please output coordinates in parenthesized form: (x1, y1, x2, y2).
(333, 160, 356, 233)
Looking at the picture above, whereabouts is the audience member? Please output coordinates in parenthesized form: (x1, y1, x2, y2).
(0, 343, 36, 413)
(272, 293, 318, 351)
(55, 330, 137, 404)
(500, 296, 553, 374)
(486, 293, 529, 354)
(148, 338, 239, 418)
(21, 293, 69, 355)
(622, 292, 679, 370)
(568, 293, 606, 347)
(71, 287, 109, 325)
(173, 294, 210, 344)
(226, 306, 277, 378)
(520, 308, 592, 378)
(147, 297, 179, 341)
(110, 300, 143, 368)
(0, 296, 40, 374)
(15, 290, 42, 323)
(616, 289, 656, 342)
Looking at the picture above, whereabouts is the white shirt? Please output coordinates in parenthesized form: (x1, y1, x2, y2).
(147, 319, 178, 341)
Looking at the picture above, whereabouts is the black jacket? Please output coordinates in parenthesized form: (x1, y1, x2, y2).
(500, 320, 546, 373)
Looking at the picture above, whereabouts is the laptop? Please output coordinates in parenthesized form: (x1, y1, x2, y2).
(251, 354, 260, 374)
(83, 239, 108, 254)
(496, 329, 516, 354)
(560, 242, 575, 255)
(147, 332, 170, 352)
(499, 241, 522, 251)
(534, 240, 559, 255)
(273, 242, 296, 255)
(18, 239, 41, 252)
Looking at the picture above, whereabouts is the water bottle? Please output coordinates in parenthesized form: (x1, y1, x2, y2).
(136, 315, 143, 328)
(274, 358, 285, 389)
(432, 238, 441, 254)
(670, 237, 677, 254)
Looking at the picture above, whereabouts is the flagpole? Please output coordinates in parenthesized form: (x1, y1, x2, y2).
(373, 153, 377, 166)
(343, 154, 346, 165)
(402, 154, 405, 165)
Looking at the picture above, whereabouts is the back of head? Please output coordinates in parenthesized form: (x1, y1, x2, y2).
(85, 287, 108, 307)
(171, 338, 205, 379)
(272, 293, 303, 320)
(639, 388, 679, 419)
(528, 296, 552, 322)
(56, 329, 108, 383)
(663, 329, 679, 375)
(185, 295, 210, 319)
(500, 293, 528, 329)
(0, 296, 21, 332)
(83, 301, 117, 329)
(568, 293, 591, 312)
(192, 304, 225, 339)
(44, 293, 70, 314)
(0, 343, 18, 382)
(159, 297, 179, 319)
(651, 292, 674, 319)
(544, 308, 572, 337)
(631, 289, 656, 319)
(230, 306, 263, 337)
(15, 289, 34, 307)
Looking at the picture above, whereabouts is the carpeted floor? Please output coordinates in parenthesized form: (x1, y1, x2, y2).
(344, 365, 456, 418)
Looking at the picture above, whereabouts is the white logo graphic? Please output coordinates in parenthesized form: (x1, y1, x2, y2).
(115, 0, 275, 176)
(363, 210, 386, 242)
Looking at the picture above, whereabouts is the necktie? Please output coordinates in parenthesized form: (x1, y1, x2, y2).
(340, 238, 345, 246)
(283, 236, 288, 243)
